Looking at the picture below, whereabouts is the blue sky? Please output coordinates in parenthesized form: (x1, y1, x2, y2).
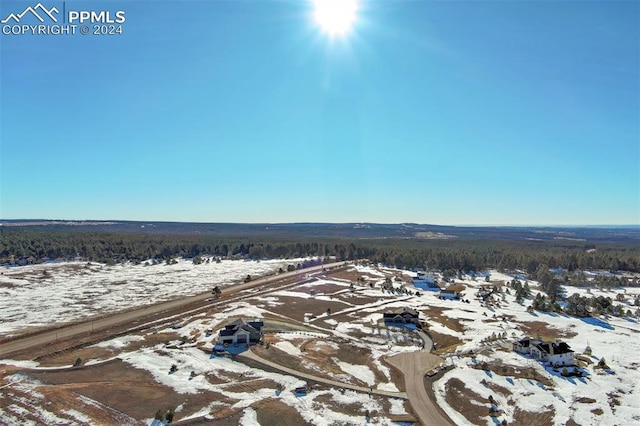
(1, 0, 638, 225)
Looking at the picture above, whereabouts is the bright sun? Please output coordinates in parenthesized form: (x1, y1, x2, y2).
(313, 0, 358, 36)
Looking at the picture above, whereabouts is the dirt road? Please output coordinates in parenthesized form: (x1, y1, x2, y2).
(0, 262, 347, 359)
(386, 352, 454, 426)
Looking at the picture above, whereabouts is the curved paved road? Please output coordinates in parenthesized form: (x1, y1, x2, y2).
(416, 329, 434, 352)
(0, 262, 347, 359)
(386, 352, 454, 426)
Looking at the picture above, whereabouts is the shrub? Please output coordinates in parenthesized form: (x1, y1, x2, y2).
(154, 410, 165, 420)
(166, 408, 175, 423)
(597, 358, 609, 369)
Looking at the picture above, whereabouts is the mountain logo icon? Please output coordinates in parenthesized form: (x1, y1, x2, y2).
(1, 3, 59, 24)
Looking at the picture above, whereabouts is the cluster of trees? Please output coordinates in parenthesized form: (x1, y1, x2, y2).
(559, 271, 637, 288)
(531, 293, 562, 312)
(509, 278, 531, 304)
(563, 293, 638, 317)
(1, 228, 639, 274)
(531, 291, 638, 318)
(534, 264, 565, 301)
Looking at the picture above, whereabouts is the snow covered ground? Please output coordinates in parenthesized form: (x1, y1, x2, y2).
(0, 258, 303, 336)
(423, 270, 640, 426)
(2, 262, 639, 425)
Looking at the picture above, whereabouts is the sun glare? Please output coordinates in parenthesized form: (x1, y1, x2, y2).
(313, 0, 358, 36)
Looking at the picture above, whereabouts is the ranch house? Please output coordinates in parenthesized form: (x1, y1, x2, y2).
(218, 319, 264, 346)
(383, 307, 420, 325)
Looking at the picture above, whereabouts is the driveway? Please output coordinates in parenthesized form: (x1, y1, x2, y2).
(386, 352, 454, 426)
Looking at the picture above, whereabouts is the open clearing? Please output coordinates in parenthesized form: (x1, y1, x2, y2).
(0, 258, 304, 337)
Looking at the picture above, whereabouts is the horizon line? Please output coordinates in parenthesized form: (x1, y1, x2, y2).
(1, 219, 638, 228)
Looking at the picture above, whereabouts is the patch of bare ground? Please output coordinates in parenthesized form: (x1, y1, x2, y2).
(35, 332, 181, 367)
(213, 369, 251, 384)
(298, 282, 349, 294)
(519, 321, 578, 339)
(255, 338, 386, 388)
(512, 406, 555, 425)
(28, 359, 234, 421)
(403, 399, 414, 416)
(429, 330, 463, 354)
(302, 339, 338, 359)
(327, 268, 359, 282)
(591, 407, 604, 415)
(336, 293, 381, 307)
(0, 365, 134, 424)
(37, 346, 116, 367)
(252, 343, 342, 380)
(136, 332, 182, 349)
(252, 398, 307, 426)
(391, 271, 412, 284)
(0, 381, 136, 424)
(472, 361, 554, 387)
(575, 397, 596, 404)
(422, 306, 470, 333)
(565, 419, 582, 426)
(318, 306, 382, 326)
(265, 297, 351, 322)
(222, 378, 279, 393)
(380, 357, 406, 393)
(445, 284, 466, 292)
(444, 377, 489, 425)
(259, 317, 317, 333)
(486, 382, 512, 397)
(336, 344, 388, 384)
(204, 371, 230, 385)
(359, 272, 386, 282)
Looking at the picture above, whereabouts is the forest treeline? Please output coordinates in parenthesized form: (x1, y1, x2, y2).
(1, 228, 639, 273)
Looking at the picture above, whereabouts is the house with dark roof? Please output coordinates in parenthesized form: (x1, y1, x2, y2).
(513, 336, 575, 366)
(383, 307, 420, 325)
(218, 319, 264, 346)
(439, 290, 460, 300)
(512, 337, 542, 354)
(531, 341, 575, 366)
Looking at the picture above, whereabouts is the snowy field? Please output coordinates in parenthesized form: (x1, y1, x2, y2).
(2, 263, 639, 425)
(418, 270, 640, 426)
(0, 258, 302, 336)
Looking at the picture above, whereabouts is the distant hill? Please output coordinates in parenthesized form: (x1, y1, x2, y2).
(1, 220, 638, 243)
